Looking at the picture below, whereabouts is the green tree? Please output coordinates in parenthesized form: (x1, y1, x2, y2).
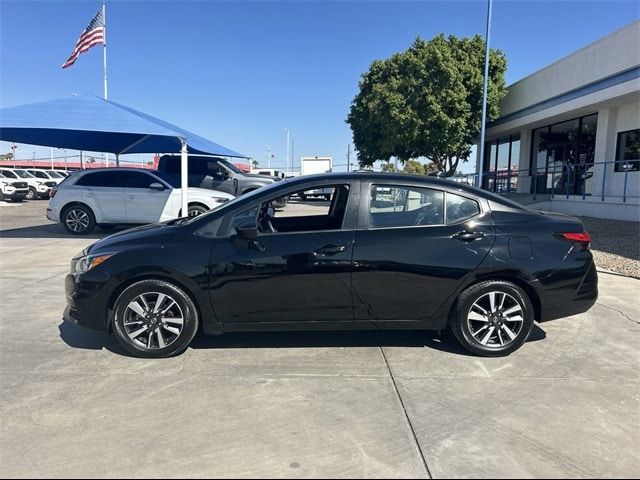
(403, 159, 425, 175)
(380, 161, 397, 173)
(347, 34, 507, 176)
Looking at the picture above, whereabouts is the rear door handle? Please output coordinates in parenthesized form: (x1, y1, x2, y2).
(452, 231, 484, 242)
(126, 195, 135, 199)
(314, 244, 347, 256)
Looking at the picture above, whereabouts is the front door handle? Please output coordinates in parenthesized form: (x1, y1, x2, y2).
(452, 231, 484, 242)
(314, 244, 347, 256)
(126, 195, 135, 200)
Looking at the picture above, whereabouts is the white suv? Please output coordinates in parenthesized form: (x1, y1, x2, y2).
(0, 171, 29, 202)
(47, 168, 234, 234)
(26, 169, 66, 185)
(0, 168, 55, 200)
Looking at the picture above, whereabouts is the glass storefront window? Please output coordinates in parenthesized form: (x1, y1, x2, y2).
(510, 137, 520, 192)
(529, 114, 598, 195)
(483, 134, 521, 193)
(615, 129, 640, 172)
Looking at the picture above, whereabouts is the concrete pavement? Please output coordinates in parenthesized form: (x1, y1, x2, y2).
(1, 202, 638, 478)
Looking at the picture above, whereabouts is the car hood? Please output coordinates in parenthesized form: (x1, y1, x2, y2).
(87, 221, 182, 255)
(176, 187, 235, 199)
(243, 174, 278, 182)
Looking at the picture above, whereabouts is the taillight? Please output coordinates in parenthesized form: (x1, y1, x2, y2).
(559, 231, 591, 250)
(50, 189, 57, 198)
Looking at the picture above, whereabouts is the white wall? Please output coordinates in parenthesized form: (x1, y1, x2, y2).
(501, 21, 640, 116)
(593, 100, 640, 199)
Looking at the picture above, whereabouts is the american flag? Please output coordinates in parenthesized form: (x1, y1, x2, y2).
(62, 8, 105, 69)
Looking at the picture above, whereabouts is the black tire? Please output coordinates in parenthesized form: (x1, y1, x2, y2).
(61, 204, 96, 235)
(112, 279, 199, 358)
(187, 203, 208, 217)
(26, 187, 37, 200)
(450, 280, 534, 357)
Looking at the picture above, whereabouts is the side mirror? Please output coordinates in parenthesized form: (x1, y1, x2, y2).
(149, 182, 165, 191)
(235, 223, 259, 240)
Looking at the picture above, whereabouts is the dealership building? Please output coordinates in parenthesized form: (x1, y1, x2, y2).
(479, 20, 639, 221)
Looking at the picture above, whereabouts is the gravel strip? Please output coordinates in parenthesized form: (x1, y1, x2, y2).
(581, 216, 640, 278)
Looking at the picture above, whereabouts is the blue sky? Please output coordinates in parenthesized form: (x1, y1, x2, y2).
(1, 0, 638, 172)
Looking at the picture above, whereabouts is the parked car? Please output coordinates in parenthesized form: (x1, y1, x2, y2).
(0, 168, 55, 200)
(47, 168, 234, 235)
(26, 169, 65, 185)
(63, 172, 597, 358)
(0, 171, 29, 202)
(157, 155, 279, 196)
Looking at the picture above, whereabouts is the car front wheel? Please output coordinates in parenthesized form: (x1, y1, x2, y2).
(112, 280, 199, 358)
(450, 280, 534, 357)
(26, 187, 37, 200)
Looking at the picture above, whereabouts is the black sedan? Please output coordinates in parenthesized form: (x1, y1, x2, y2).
(64, 173, 597, 358)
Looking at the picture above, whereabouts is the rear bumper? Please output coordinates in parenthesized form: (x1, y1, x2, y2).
(539, 260, 598, 322)
(64, 271, 114, 332)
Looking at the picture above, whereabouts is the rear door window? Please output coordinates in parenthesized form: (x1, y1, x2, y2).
(122, 171, 156, 189)
(369, 185, 444, 228)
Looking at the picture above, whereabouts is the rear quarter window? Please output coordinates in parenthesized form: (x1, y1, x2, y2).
(445, 193, 480, 224)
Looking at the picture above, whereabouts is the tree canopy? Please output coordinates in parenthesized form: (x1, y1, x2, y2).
(347, 34, 507, 176)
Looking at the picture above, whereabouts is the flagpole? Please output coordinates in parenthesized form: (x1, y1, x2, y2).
(102, 1, 108, 100)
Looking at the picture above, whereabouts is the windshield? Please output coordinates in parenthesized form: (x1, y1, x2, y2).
(218, 158, 243, 174)
(0, 170, 17, 178)
(47, 170, 64, 178)
(149, 170, 181, 188)
(13, 169, 34, 178)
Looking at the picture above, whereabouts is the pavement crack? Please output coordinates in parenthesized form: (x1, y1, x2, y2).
(596, 302, 640, 325)
(376, 333, 433, 479)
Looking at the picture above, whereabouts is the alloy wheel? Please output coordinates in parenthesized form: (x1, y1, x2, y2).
(123, 292, 184, 349)
(466, 291, 524, 349)
(65, 209, 90, 232)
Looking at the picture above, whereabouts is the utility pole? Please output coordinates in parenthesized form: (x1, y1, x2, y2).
(284, 128, 290, 173)
(476, 0, 494, 188)
(291, 137, 295, 173)
(265, 146, 273, 168)
(11, 144, 17, 168)
(347, 144, 351, 172)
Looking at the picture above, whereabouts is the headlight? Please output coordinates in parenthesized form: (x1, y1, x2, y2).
(71, 252, 113, 273)
(211, 196, 230, 203)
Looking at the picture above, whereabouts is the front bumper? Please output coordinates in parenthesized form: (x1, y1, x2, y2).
(64, 270, 114, 332)
(2, 189, 28, 200)
(36, 186, 51, 198)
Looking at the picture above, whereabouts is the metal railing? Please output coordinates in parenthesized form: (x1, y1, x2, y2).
(450, 159, 639, 203)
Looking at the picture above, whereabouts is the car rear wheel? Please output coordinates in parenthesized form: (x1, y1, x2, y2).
(187, 204, 208, 217)
(61, 204, 96, 235)
(450, 280, 534, 357)
(112, 280, 199, 358)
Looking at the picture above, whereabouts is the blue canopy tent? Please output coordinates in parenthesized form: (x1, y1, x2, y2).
(0, 94, 247, 216)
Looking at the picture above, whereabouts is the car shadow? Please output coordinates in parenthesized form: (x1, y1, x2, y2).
(59, 319, 547, 358)
(0, 223, 128, 239)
